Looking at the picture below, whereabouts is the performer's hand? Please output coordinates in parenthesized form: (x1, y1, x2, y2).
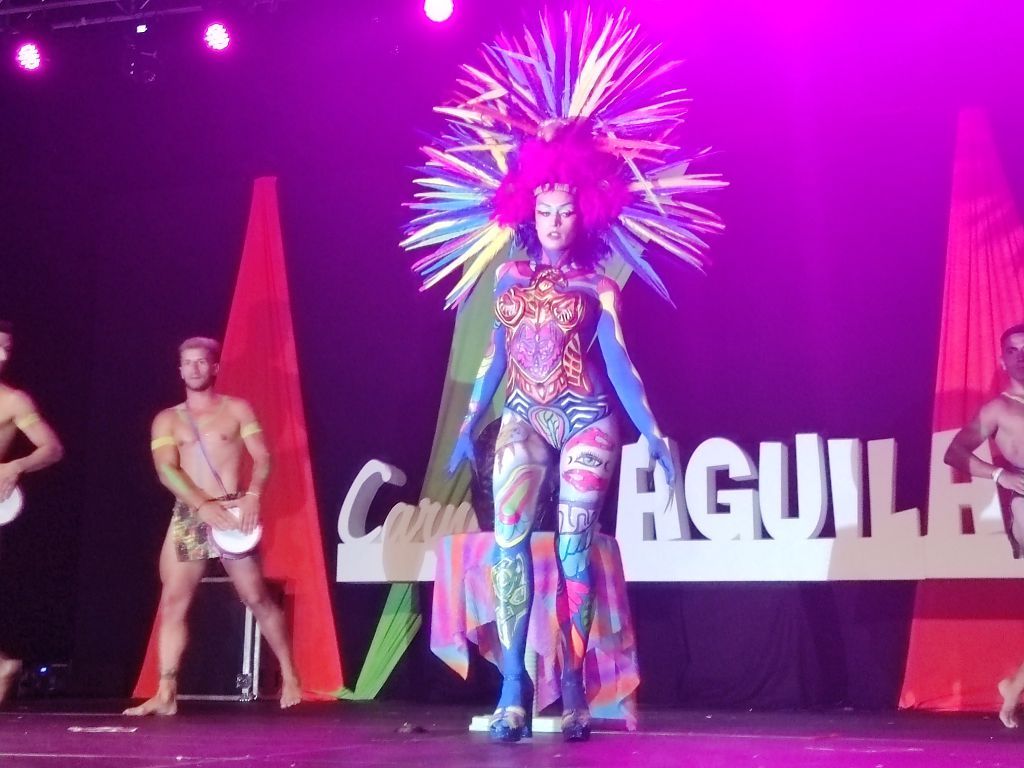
(647, 435, 676, 487)
(448, 430, 476, 475)
(197, 499, 240, 531)
(996, 469, 1024, 495)
(236, 494, 261, 535)
(0, 462, 20, 503)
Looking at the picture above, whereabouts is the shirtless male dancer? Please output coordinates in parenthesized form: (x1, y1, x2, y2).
(123, 337, 301, 715)
(0, 321, 64, 705)
(945, 323, 1024, 728)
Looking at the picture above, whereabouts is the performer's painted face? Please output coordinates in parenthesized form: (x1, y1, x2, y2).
(535, 188, 579, 257)
(179, 348, 218, 392)
(0, 333, 11, 376)
(1001, 332, 1024, 382)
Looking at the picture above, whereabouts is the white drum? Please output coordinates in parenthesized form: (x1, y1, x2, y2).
(211, 505, 263, 555)
(0, 486, 24, 527)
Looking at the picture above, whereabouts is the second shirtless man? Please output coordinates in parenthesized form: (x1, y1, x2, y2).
(124, 336, 301, 715)
(944, 323, 1024, 729)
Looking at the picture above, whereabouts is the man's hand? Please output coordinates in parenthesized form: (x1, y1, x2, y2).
(0, 462, 21, 503)
(197, 499, 241, 531)
(235, 494, 261, 535)
(448, 429, 476, 475)
(647, 435, 676, 488)
(996, 468, 1024, 495)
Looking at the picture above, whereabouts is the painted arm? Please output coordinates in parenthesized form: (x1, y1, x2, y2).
(150, 410, 237, 530)
(448, 322, 508, 474)
(447, 263, 518, 474)
(234, 398, 270, 535)
(944, 402, 1024, 492)
(594, 280, 675, 485)
(0, 392, 64, 501)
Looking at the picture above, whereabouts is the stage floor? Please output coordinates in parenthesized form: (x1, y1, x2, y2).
(0, 700, 1020, 767)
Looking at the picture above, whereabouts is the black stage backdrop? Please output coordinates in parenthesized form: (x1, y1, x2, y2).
(1, 0, 1022, 708)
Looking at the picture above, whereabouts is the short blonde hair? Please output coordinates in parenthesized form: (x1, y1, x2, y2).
(178, 337, 222, 364)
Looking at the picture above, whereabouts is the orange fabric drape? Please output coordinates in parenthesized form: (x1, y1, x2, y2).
(133, 177, 343, 700)
(900, 109, 1024, 711)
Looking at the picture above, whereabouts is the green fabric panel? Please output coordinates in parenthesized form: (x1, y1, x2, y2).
(420, 256, 507, 505)
(335, 254, 507, 701)
(331, 583, 421, 700)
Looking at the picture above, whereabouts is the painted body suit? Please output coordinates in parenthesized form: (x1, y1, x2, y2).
(470, 259, 664, 719)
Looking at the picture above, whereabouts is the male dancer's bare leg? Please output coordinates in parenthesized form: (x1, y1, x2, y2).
(123, 527, 205, 716)
(222, 555, 301, 708)
(999, 501, 1024, 727)
(0, 651, 22, 705)
(998, 662, 1024, 728)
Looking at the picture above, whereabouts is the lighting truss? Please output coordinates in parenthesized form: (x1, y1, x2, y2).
(0, 1, 280, 31)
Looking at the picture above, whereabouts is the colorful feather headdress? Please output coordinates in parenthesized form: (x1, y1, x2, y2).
(401, 8, 726, 309)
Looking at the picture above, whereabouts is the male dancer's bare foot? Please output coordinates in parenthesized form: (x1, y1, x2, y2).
(123, 683, 178, 717)
(998, 678, 1019, 728)
(280, 676, 302, 709)
(0, 658, 22, 705)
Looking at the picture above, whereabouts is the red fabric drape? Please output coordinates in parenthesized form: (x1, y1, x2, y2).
(900, 109, 1024, 711)
(133, 177, 344, 700)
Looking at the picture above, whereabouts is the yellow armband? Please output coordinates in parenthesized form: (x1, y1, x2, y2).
(14, 412, 40, 431)
(150, 435, 176, 451)
(241, 422, 262, 439)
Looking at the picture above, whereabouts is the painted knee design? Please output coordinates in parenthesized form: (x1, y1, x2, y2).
(492, 551, 530, 649)
(557, 503, 598, 579)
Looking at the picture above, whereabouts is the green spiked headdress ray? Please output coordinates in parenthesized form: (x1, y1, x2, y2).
(401, 9, 726, 309)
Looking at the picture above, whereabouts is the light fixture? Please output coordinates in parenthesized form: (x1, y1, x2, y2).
(203, 22, 231, 52)
(14, 41, 43, 72)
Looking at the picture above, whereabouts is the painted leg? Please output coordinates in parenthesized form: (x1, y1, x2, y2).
(124, 526, 205, 716)
(490, 413, 549, 742)
(556, 418, 619, 741)
(222, 555, 302, 709)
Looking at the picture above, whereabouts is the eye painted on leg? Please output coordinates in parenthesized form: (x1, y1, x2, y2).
(570, 451, 606, 469)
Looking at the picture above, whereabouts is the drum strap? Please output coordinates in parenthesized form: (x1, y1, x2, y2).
(180, 405, 231, 497)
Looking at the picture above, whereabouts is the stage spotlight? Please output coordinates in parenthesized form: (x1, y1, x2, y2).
(136, 24, 149, 34)
(203, 22, 231, 52)
(424, 0, 454, 23)
(14, 41, 43, 72)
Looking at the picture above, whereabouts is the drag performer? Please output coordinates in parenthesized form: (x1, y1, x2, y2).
(402, 11, 724, 742)
(0, 321, 64, 705)
(123, 337, 301, 715)
(945, 323, 1024, 728)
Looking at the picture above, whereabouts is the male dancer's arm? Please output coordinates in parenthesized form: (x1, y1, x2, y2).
(944, 402, 1024, 493)
(150, 410, 237, 529)
(0, 392, 63, 501)
(233, 398, 269, 535)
